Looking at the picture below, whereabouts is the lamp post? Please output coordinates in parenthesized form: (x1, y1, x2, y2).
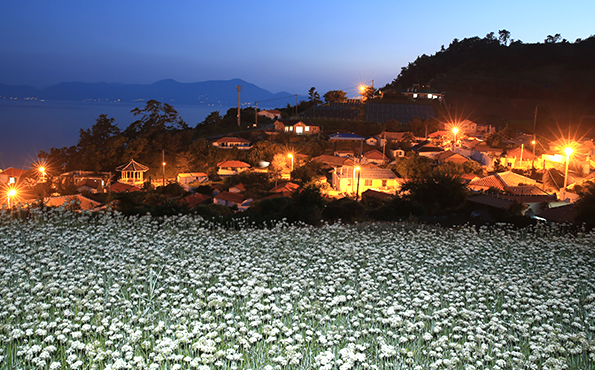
(531, 140, 536, 169)
(452, 127, 459, 150)
(561, 146, 573, 201)
(7, 189, 16, 209)
(355, 166, 361, 200)
(39, 166, 46, 182)
(287, 153, 294, 173)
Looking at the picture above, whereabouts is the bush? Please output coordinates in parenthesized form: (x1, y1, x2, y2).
(322, 198, 365, 223)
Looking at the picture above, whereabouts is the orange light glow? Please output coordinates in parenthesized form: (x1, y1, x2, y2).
(564, 147, 573, 156)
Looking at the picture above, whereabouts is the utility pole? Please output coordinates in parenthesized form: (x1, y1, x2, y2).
(236, 81, 242, 127)
(162, 149, 166, 187)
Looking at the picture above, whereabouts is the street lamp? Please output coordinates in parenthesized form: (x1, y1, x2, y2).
(561, 146, 573, 201)
(531, 140, 536, 169)
(39, 166, 46, 182)
(452, 127, 459, 149)
(355, 166, 361, 200)
(7, 188, 16, 208)
(287, 153, 294, 172)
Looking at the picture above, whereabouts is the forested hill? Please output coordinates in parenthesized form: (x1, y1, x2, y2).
(386, 33, 595, 133)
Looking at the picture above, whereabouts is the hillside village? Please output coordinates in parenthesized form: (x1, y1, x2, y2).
(2, 87, 595, 225)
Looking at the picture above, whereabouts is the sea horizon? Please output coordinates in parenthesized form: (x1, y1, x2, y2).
(0, 99, 233, 170)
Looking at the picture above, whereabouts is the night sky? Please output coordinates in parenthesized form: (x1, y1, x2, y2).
(2, 0, 594, 95)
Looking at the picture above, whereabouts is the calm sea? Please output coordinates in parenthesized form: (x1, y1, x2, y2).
(0, 100, 230, 169)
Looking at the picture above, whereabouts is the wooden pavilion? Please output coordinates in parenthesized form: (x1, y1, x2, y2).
(116, 159, 149, 185)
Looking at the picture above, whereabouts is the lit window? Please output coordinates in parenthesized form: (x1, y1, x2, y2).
(296, 126, 303, 134)
(365, 179, 373, 186)
(9, 177, 15, 184)
(413, 93, 418, 98)
(305, 126, 310, 132)
(428, 94, 433, 99)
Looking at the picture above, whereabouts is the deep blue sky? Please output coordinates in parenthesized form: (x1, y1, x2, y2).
(1, 0, 594, 96)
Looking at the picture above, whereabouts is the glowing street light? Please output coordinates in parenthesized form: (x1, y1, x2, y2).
(287, 153, 294, 172)
(561, 146, 573, 201)
(7, 188, 17, 208)
(452, 127, 459, 149)
(38, 166, 46, 182)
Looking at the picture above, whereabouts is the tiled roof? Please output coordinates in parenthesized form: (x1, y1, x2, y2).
(506, 147, 535, 159)
(116, 159, 149, 172)
(0, 167, 28, 177)
(364, 149, 388, 161)
(213, 136, 251, 144)
(467, 194, 516, 209)
(109, 182, 141, 193)
(215, 191, 247, 204)
(217, 160, 251, 168)
(76, 179, 101, 189)
(180, 193, 211, 208)
(270, 182, 299, 193)
(45, 194, 101, 211)
(312, 155, 353, 167)
(362, 189, 394, 200)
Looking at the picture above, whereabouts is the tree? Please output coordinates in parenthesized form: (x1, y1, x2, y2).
(308, 87, 322, 106)
(545, 34, 562, 44)
(498, 29, 511, 46)
(323, 90, 347, 103)
(575, 182, 595, 227)
(359, 86, 376, 100)
(400, 172, 468, 216)
(128, 100, 189, 134)
(76, 114, 124, 172)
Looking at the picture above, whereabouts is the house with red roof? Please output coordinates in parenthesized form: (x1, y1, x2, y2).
(363, 149, 389, 165)
(179, 193, 212, 208)
(217, 160, 251, 177)
(45, 194, 101, 211)
(213, 191, 253, 211)
(229, 183, 246, 193)
(0, 167, 28, 185)
(467, 171, 538, 192)
(274, 119, 320, 135)
(76, 178, 103, 194)
(109, 182, 141, 193)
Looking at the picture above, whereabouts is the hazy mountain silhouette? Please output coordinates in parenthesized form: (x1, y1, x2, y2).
(0, 79, 304, 107)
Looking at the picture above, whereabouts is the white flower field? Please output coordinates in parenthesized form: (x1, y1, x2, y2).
(0, 209, 594, 370)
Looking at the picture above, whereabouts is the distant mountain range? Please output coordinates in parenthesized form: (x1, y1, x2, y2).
(0, 79, 306, 108)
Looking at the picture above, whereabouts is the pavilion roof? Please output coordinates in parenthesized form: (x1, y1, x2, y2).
(116, 159, 149, 172)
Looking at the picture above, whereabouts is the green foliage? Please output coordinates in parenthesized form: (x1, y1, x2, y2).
(289, 185, 326, 225)
(400, 172, 468, 216)
(308, 87, 322, 105)
(290, 161, 323, 184)
(194, 203, 234, 220)
(56, 178, 78, 196)
(322, 198, 365, 223)
(323, 90, 347, 103)
(392, 154, 432, 179)
(365, 195, 426, 221)
(575, 182, 595, 227)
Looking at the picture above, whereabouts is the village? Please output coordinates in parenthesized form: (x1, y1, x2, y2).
(1, 88, 594, 225)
